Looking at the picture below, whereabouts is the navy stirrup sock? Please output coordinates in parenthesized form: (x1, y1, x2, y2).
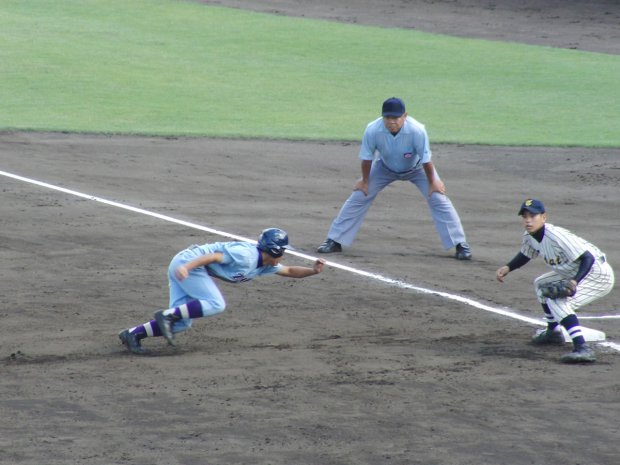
(164, 300, 204, 319)
(561, 314, 586, 346)
(130, 320, 161, 339)
(129, 301, 203, 340)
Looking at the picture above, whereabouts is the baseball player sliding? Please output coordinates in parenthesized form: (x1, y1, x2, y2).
(496, 199, 614, 363)
(119, 228, 325, 354)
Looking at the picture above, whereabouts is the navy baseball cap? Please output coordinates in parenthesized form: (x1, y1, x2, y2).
(518, 199, 545, 215)
(382, 97, 406, 117)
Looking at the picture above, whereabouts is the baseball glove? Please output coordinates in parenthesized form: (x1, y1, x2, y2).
(540, 279, 577, 299)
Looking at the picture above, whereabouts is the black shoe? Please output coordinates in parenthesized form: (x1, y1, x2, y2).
(119, 329, 148, 355)
(455, 242, 472, 260)
(531, 328, 565, 345)
(154, 310, 176, 346)
(560, 343, 596, 363)
(317, 238, 342, 254)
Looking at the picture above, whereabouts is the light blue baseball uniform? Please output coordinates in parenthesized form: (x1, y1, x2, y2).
(326, 116, 467, 249)
(167, 241, 282, 333)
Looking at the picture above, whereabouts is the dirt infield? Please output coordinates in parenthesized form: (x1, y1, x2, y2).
(205, 0, 620, 55)
(1, 2, 620, 465)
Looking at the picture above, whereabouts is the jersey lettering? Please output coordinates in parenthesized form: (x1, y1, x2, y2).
(231, 272, 249, 282)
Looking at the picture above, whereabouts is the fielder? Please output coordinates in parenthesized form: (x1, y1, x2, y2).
(496, 199, 614, 363)
(317, 97, 472, 260)
(119, 228, 325, 354)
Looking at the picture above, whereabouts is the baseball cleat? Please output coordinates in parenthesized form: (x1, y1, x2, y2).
(531, 328, 566, 345)
(560, 344, 596, 363)
(119, 329, 148, 355)
(154, 310, 176, 346)
(317, 238, 342, 254)
(455, 242, 472, 260)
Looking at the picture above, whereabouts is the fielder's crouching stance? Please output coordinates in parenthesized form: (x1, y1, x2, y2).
(496, 199, 614, 363)
(119, 228, 325, 354)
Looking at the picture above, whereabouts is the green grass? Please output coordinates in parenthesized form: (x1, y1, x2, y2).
(1, 0, 619, 146)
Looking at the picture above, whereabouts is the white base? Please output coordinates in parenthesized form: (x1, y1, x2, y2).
(561, 326, 606, 342)
(534, 327, 606, 343)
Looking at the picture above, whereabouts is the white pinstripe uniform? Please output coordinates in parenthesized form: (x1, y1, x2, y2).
(520, 223, 615, 322)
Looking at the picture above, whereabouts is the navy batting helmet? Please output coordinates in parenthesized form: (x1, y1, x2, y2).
(257, 228, 289, 258)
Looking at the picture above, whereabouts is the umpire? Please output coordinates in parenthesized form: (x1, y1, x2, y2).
(316, 97, 472, 260)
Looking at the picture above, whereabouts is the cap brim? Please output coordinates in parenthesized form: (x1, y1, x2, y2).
(518, 207, 544, 215)
(382, 112, 404, 117)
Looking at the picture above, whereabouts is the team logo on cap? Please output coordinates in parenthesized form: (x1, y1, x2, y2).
(525, 199, 533, 206)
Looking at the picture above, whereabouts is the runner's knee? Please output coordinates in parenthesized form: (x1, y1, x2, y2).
(198, 297, 226, 316)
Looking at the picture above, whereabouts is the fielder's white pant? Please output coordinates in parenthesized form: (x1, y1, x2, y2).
(535, 257, 614, 322)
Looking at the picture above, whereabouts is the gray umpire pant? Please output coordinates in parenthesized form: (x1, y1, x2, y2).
(326, 158, 467, 249)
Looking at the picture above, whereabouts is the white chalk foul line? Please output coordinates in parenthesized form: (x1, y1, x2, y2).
(289, 249, 543, 325)
(579, 315, 620, 320)
(2, 169, 618, 352)
(599, 341, 620, 352)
